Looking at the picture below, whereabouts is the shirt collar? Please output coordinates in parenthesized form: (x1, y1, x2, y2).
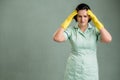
(74, 23, 93, 29)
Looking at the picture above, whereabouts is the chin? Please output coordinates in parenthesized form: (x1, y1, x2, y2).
(78, 22, 87, 26)
(80, 24, 86, 27)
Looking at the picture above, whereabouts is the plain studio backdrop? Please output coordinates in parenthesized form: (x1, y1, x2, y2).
(0, 0, 120, 80)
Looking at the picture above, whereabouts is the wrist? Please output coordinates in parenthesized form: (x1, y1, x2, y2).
(95, 21, 104, 30)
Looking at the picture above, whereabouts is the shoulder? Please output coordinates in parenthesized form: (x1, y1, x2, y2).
(65, 25, 76, 32)
(63, 25, 76, 39)
(66, 23, 79, 31)
(88, 23, 100, 33)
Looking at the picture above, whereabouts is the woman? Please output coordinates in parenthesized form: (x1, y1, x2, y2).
(53, 3, 112, 80)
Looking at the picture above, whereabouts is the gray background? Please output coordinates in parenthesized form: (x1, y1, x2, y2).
(0, 0, 120, 80)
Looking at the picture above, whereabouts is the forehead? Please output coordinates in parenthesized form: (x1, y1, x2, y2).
(77, 10, 87, 15)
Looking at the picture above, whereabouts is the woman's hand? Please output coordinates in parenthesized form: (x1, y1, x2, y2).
(87, 10, 104, 30)
(61, 10, 77, 30)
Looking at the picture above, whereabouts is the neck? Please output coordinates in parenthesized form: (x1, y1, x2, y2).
(78, 24, 88, 32)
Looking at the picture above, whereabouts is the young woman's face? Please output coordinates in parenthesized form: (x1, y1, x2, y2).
(77, 9, 90, 27)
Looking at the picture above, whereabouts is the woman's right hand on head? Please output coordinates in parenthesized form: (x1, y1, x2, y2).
(61, 10, 77, 30)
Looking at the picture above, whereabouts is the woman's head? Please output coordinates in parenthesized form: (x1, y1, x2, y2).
(74, 3, 91, 22)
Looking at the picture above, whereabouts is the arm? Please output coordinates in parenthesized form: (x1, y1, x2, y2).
(53, 10, 77, 42)
(99, 27, 112, 43)
(53, 27, 66, 42)
(87, 10, 112, 43)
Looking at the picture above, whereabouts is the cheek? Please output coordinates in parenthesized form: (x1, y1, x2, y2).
(77, 17, 81, 21)
(86, 18, 89, 22)
(85, 17, 89, 22)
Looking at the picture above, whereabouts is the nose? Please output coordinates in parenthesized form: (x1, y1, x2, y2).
(81, 17, 84, 22)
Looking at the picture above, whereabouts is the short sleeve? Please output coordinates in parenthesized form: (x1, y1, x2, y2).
(95, 28, 101, 41)
(63, 27, 72, 40)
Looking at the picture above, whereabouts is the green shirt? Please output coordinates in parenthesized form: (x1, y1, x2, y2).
(64, 23, 100, 53)
(63, 23, 100, 80)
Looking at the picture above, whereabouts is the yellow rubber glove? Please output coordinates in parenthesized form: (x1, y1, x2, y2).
(61, 10, 77, 30)
(87, 10, 104, 30)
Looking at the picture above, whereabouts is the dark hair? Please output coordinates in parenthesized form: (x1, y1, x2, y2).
(74, 3, 91, 22)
